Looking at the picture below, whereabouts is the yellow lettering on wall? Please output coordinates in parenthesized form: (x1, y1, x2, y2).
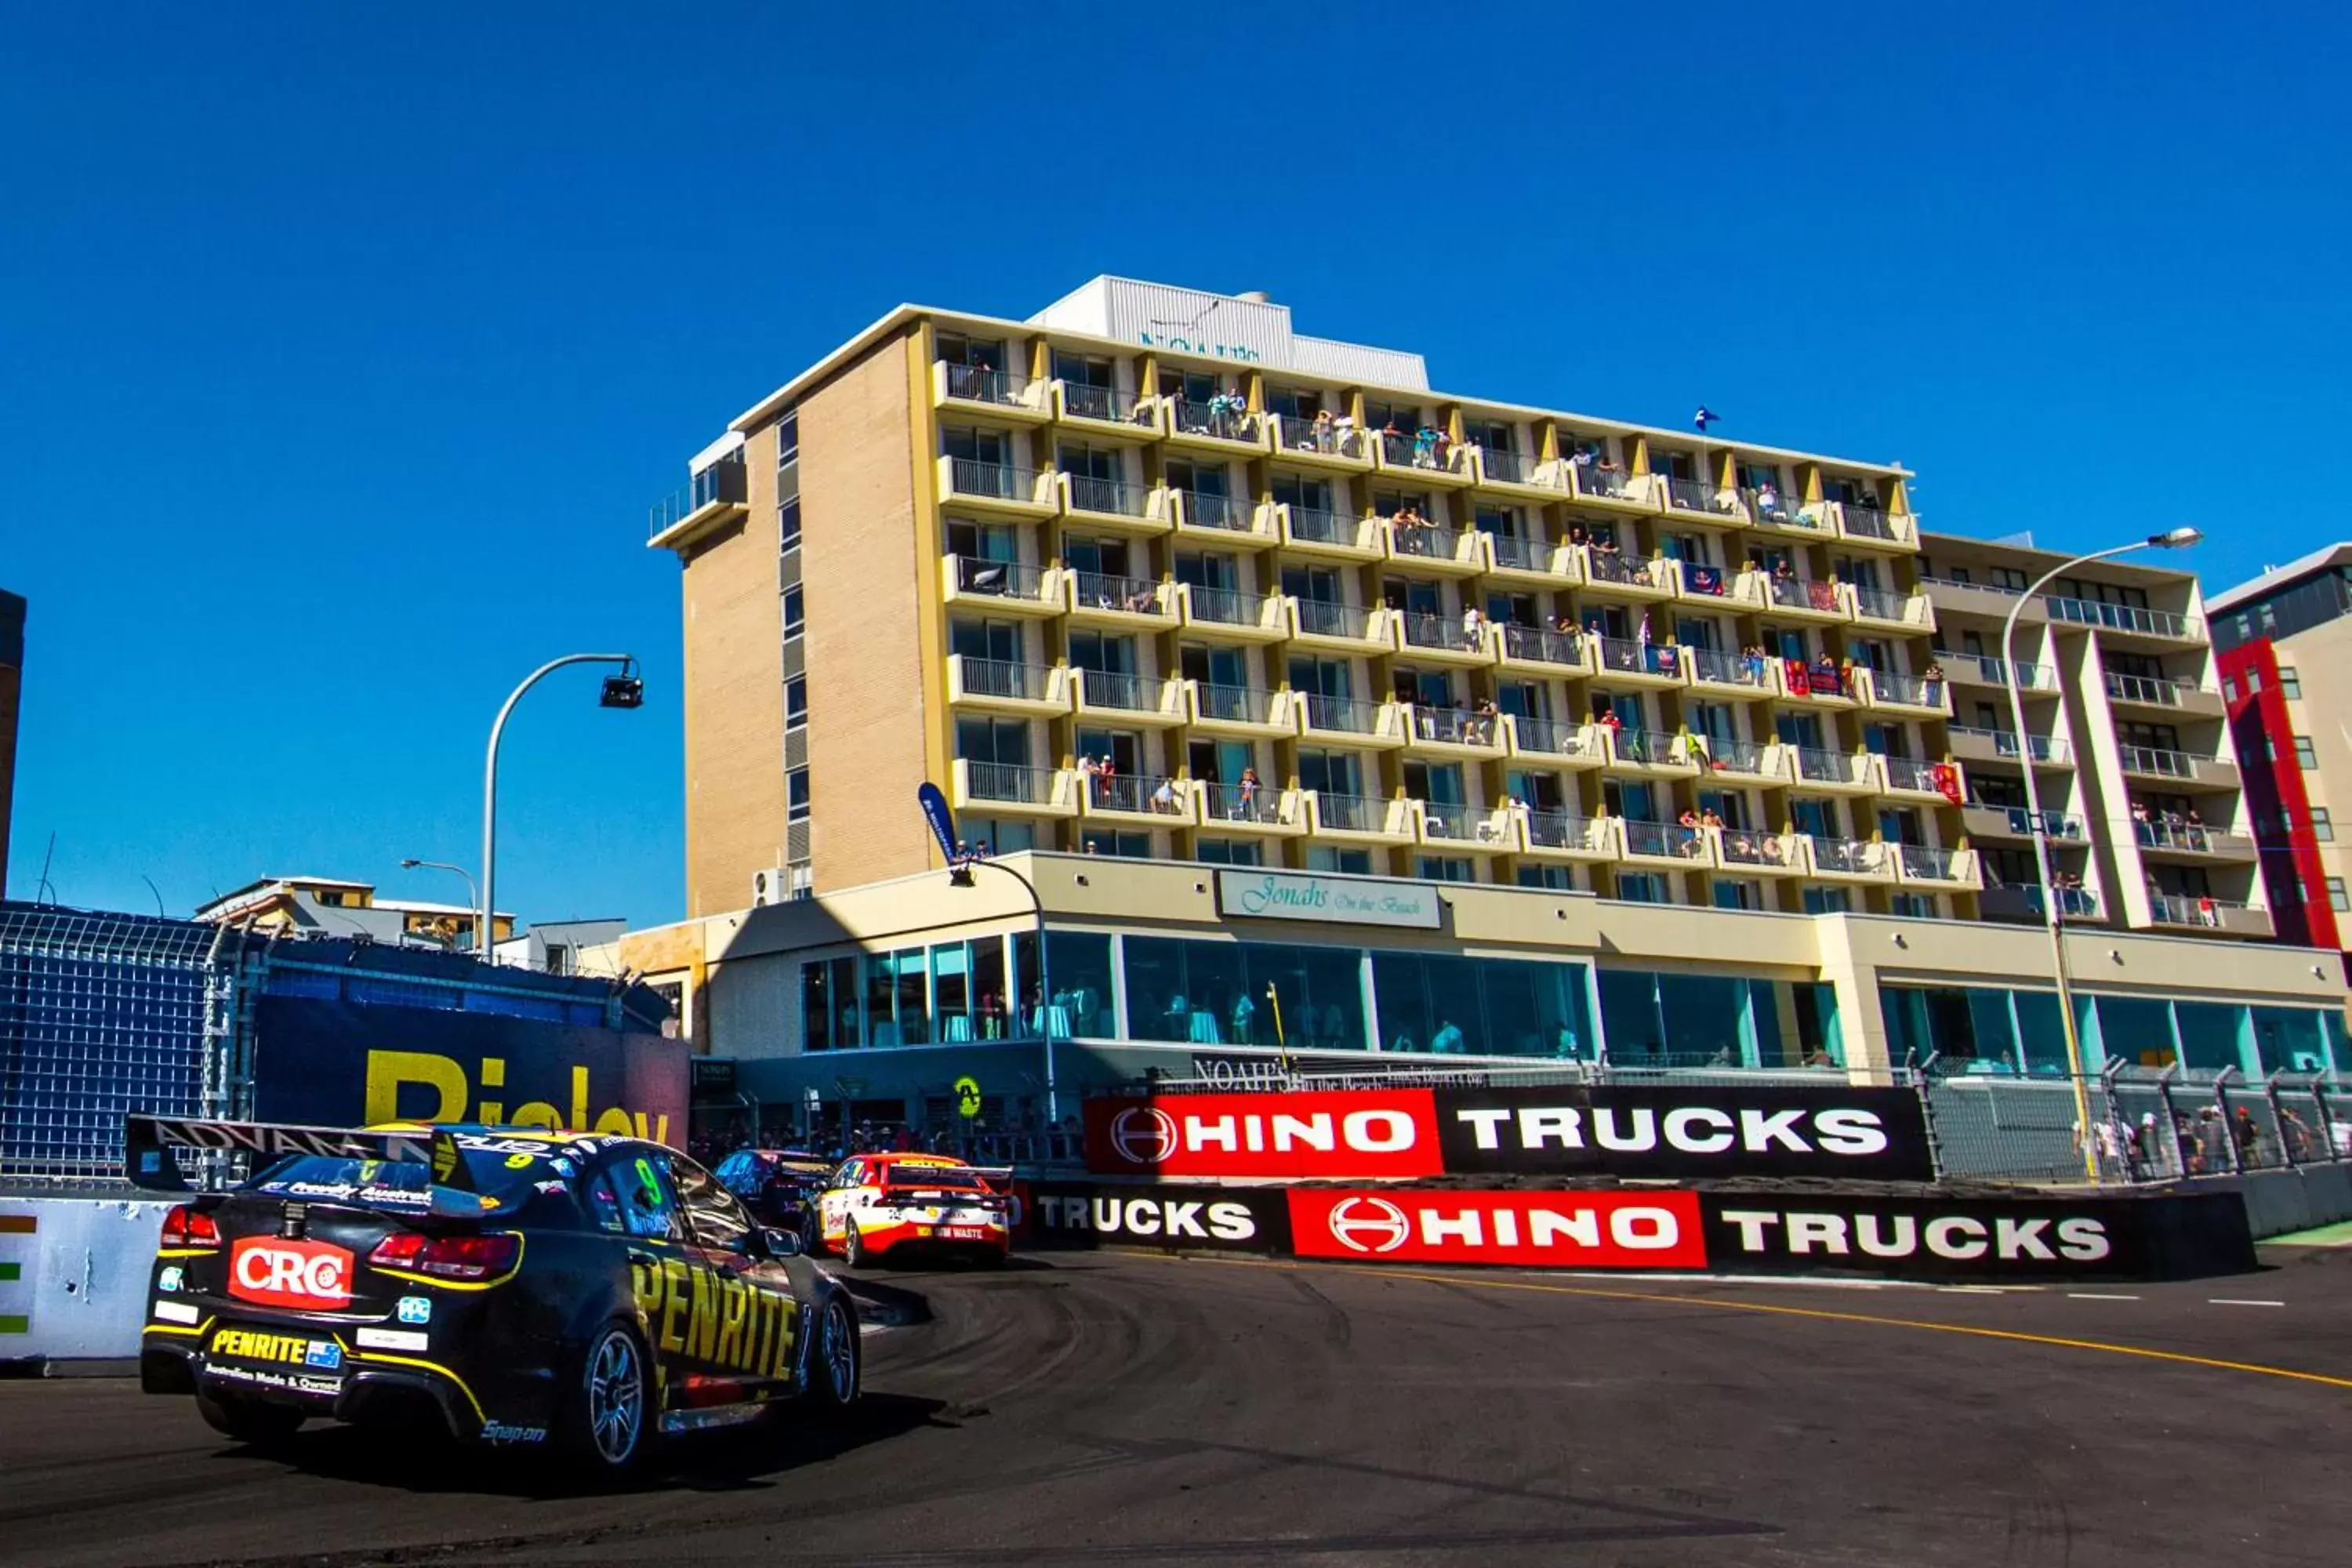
(688, 1264, 718, 1362)
(633, 1112, 673, 1146)
(363, 1051, 468, 1127)
(595, 1106, 637, 1138)
(572, 1066, 590, 1132)
(509, 1102, 563, 1130)
(658, 1258, 691, 1354)
(481, 1057, 505, 1088)
(477, 1100, 504, 1123)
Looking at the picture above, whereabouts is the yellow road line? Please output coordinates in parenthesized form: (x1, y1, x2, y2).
(1148, 1253, 2352, 1392)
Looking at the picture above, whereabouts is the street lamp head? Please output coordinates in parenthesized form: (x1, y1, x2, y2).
(599, 673, 645, 710)
(2148, 526, 2203, 550)
(399, 858, 421, 868)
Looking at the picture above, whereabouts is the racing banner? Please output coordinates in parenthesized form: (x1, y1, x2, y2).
(1287, 1188, 1707, 1270)
(1086, 1082, 1933, 1183)
(1025, 1181, 1290, 1255)
(1697, 1191, 2256, 1282)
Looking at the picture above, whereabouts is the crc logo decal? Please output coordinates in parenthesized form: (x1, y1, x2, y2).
(228, 1236, 354, 1309)
(1326, 1196, 1411, 1254)
(1109, 1107, 1178, 1166)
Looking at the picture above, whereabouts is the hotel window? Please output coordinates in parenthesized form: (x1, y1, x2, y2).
(2313, 808, 2334, 842)
(1517, 865, 1576, 891)
(1991, 566, 2029, 592)
(1195, 838, 1263, 867)
(775, 408, 799, 466)
(1417, 856, 1475, 883)
(801, 956, 862, 1051)
(786, 677, 808, 730)
(2296, 735, 2319, 770)
(1306, 847, 1374, 875)
(1712, 880, 1762, 911)
(1613, 872, 1669, 905)
(1891, 894, 1935, 918)
(778, 495, 802, 552)
(2280, 666, 2303, 700)
(1371, 950, 1595, 1059)
(787, 769, 811, 823)
(2222, 674, 2239, 701)
(1802, 887, 1853, 914)
(1124, 935, 1366, 1050)
(2244, 669, 2262, 692)
(2332, 879, 2350, 913)
(783, 586, 805, 639)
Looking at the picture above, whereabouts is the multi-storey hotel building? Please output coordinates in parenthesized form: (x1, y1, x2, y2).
(632, 280, 2338, 1119)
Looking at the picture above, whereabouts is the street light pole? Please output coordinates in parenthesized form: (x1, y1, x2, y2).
(398, 858, 480, 949)
(950, 856, 1055, 1128)
(1998, 529, 2201, 1182)
(481, 653, 641, 967)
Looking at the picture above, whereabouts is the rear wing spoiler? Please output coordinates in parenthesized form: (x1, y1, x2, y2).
(124, 1114, 469, 1195)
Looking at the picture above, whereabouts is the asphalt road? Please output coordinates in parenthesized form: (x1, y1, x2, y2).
(5, 1246, 2352, 1567)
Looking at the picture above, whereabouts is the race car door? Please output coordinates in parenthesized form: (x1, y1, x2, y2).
(584, 1147, 697, 1414)
(819, 1159, 870, 1247)
(671, 1153, 803, 1403)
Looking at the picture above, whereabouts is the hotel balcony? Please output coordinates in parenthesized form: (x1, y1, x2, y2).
(1563, 460, 1662, 517)
(1671, 559, 1762, 611)
(1682, 645, 1774, 702)
(2103, 671, 2227, 720)
(1923, 575, 2045, 626)
(2116, 743, 2239, 793)
(1495, 622, 1595, 680)
(2133, 820, 2259, 865)
(1748, 570, 1849, 625)
(1266, 412, 1372, 470)
(1080, 772, 1199, 829)
(1621, 816, 1715, 871)
(1159, 397, 1272, 457)
(1693, 735, 1794, 786)
(949, 758, 1079, 818)
(1417, 801, 1521, 855)
(1065, 570, 1178, 632)
(1782, 746, 1880, 797)
(1305, 790, 1417, 847)
(1981, 884, 2101, 923)
(1372, 430, 1474, 488)
(1847, 583, 1937, 636)
(1058, 473, 1173, 536)
(1185, 681, 1295, 739)
(1296, 691, 1408, 750)
(1768, 658, 1858, 711)
(941, 555, 1063, 619)
(2147, 894, 2273, 939)
(1659, 475, 1750, 530)
(1485, 532, 1581, 589)
(1831, 501, 1921, 553)
(1591, 634, 1686, 692)
(1287, 597, 1389, 655)
(1504, 715, 1609, 774)
(1071, 667, 1187, 728)
(1272, 503, 1385, 561)
(647, 456, 750, 550)
(1519, 808, 1615, 863)
(1894, 843, 1981, 891)
(1395, 703, 1508, 762)
(1606, 728, 1702, 781)
(1577, 547, 1674, 604)
(1050, 379, 1156, 441)
(1962, 804, 2086, 844)
(1805, 836, 1896, 885)
(1471, 445, 1573, 502)
(2043, 595, 2205, 651)
(1876, 753, 1962, 804)
(1381, 517, 1486, 578)
(1948, 725, 2071, 771)
(940, 458, 1058, 520)
(1195, 779, 1308, 838)
(1176, 583, 1287, 644)
(1933, 648, 2058, 696)
(1855, 666, 1952, 718)
(1742, 488, 1835, 543)
(931, 361, 1053, 423)
(1393, 607, 1498, 669)
(946, 655, 1072, 718)
(1172, 488, 1277, 546)
(1713, 828, 1806, 878)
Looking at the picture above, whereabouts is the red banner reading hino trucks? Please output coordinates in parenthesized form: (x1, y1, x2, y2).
(1287, 1189, 1708, 1269)
(1085, 1082, 1935, 1182)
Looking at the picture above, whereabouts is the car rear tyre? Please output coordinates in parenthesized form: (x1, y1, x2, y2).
(561, 1322, 650, 1475)
(798, 1211, 821, 1258)
(194, 1386, 305, 1448)
(810, 1295, 860, 1408)
(840, 1218, 866, 1269)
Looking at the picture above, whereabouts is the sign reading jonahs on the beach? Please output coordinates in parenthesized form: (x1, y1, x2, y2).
(1215, 870, 1442, 931)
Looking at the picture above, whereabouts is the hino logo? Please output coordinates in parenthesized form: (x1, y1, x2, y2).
(1327, 1196, 1411, 1254)
(1109, 1107, 1179, 1166)
(1451, 1105, 1890, 1157)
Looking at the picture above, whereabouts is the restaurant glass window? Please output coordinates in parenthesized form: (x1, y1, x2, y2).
(2174, 1001, 2250, 1076)
(1120, 935, 1367, 1051)
(1370, 951, 1592, 1058)
(1012, 931, 1115, 1038)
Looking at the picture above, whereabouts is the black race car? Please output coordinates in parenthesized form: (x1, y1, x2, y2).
(127, 1115, 860, 1476)
(712, 1149, 835, 1246)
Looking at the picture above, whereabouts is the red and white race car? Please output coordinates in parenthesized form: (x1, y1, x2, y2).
(815, 1153, 1013, 1267)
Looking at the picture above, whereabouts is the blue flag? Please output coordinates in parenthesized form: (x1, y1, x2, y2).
(916, 782, 961, 863)
(1693, 405, 1719, 434)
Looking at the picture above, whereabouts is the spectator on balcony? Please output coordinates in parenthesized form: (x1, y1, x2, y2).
(1205, 390, 1240, 438)
(1309, 408, 1337, 452)
(1237, 768, 1261, 818)
(2131, 800, 2151, 829)
(1461, 604, 1486, 650)
(2186, 806, 2207, 850)
(1567, 523, 1589, 550)
(1379, 418, 1404, 454)
(1922, 662, 1945, 706)
(1701, 808, 1725, 830)
(1123, 580, 1160, 615)
(1838, 657, 1858, 698)
(1412, 423, 1440, 468)
(1079, 754, 1102, 792)
(1151, 777, 1178, 815)
(1472, 697, 1500, 745)
(1811, 652, 1839, 690)
(1755, 481, 1783, 521)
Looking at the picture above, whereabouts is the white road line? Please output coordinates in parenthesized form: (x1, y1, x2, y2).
(1938, 1286, 2009, 1294)
(2210, 1298, 2286, 1308)
(2067, 1292, 2141, 1301)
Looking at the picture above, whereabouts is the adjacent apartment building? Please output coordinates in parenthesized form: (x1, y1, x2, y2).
(630, 278, 2333, 1112)
(1, 589, 21, 895)
(2210, 546, 2352, 971)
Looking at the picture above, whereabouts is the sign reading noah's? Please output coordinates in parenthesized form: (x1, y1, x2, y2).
(1214, 870, 1442, 931)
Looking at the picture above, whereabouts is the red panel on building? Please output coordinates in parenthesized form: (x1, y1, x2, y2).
(2218, 637, 2339, 950)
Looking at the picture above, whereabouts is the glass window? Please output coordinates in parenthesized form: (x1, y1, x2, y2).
(1372, 951, 1591, 1058)
(1014, 930, 1114, 1039)
(1802, 887, 1853, 914)
(2252, 1007, 2330, 1073)
(2174, 1002, 2249, 1075)
(779, 495, 802, 552)
(1597, 970, 1666, 1065)
(784, 586, 805, 638)
(2013, 990, 2069, 1077)
(775, 410, 799, 465)
(2295, 735, 2318, 769)
(2093, 995, 2178, 1071)
(1614, 872, 1670, 905)
(2279, 666, 2302, 700)
(786, 677, 808, 728)
(607, 1150, 684, 1241)
(1659, 974, 1752, 1068)
(1125, 935, 1367, 1051)
(2313, 808, 2335, 843)
(787, 768, 811, 822)
(803, 960, 833, 1052)
(2331, 878, 2350, 913)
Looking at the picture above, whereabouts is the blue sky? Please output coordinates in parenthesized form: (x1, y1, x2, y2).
(2, 4, 2346, 926)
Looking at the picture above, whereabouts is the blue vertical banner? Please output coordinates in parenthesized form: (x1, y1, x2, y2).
(916, 781, 961, 862)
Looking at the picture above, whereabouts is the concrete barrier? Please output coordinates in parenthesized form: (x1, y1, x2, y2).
(2182, 1163, 2352, 1240)
(0, 1196, 172, 1367)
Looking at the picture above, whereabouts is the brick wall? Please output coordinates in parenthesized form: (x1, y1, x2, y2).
(680, 441, 786, 918)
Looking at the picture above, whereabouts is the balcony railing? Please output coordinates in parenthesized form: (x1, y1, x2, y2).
(1379, 431, 1470, 475)
(1987, 806, 2085, 839)
(2117, 743, 2201, 779)
(1744, 489, 1828, 531)
(964, 761, 1057, 804)
(1179, 490, 1253, 531)
(942, 365, 1029, 407)
(1418, 803, 1506, 846)
(1488, 533, 1554, 573)
(1315, 792, 1394, 833)
(1623, 818, 1704, 859)
(1186, 586, 1268, 628)
(1951, 725, 2070, 763)
(1793, 747, 1871, 786)
(2045, 597, 2201, 640)
(1271, 412, 1365, 459)
(1195, 682, 1276, 726)
(1933, 648, 2055, 690)
(1514, 717, 1601, 762)
(2104, 672, 2208, 708)
(1567, 460, 1635, 503)
(1407, 706, 1502, 747)
(1870, 669, 1944, 707)
(1898, 844, 1963, 880)
(1718, 830, 1797, 869)
(1584, 548, 1658, 589)
(1057, 380, 1123, 422)
(1071, 571, 1165, 616)
(1387, 519, 1463, 561)
(1299, 693, 1384, 735)
(1766, 575, 1843, 614)
(1399, 610, 1485, 655)
(1880, 754, 1947, 794)
(1293, 598, 1370, 640)
(1201, 779, 1287, 826)
(1284, 506, 1363, 548)
(946, 459, 1040, 503)
(1809, 837, 1881, 876)
(949, 555, 1051, 603)
(1065, 474, 1150, 517)
(1849, 584, 1920, 624)
(1524, 810, 1603, 853)
(2001, 884, 2100, 920)
(1662, 475, 1739, 517)
(1839, 503, 1904, 543)
(648, 456, 747, 539)
(1169, 397, 1261, 443)
(1613, 728, 1684, 768)
(1683, 646, 1767, 690)
(1090, 774, 1185, 816)
(955, 657, 1054, 702)
(1694, 735, 1772, 776)
(2149, 892, 2242, 927)
(1593, 635, 1664, 677)
(1500, 624, 1584, 666)
(2135, 820, 2226, 853)
(1078, 669, 1159, 712)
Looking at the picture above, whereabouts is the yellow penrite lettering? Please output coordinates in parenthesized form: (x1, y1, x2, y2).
(713, 1276, 746, 1368)
(687, 1263, 719, 1362)
(658, 1258, 691, 1354)
(771, 1295, 797, 1381)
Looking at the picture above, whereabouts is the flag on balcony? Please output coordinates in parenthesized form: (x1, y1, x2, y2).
(1932, 763, 1963, 807)
(1693, 406, 1719, 434)
(1784, 657, 1812, 696)
(1687, 564, 1722, 595)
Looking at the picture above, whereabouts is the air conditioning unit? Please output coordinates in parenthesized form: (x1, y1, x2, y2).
(751, 868, 785, 907)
